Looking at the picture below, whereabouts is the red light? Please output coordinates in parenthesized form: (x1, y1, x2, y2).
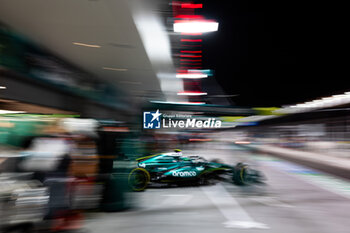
(177, 70, 188, 73)
(175, 15, 204, 19)
(180, 59, 202, 62)
(180, 50, 202, 53)
(180, 54, 202, 58)
(180, 39, 202, 42)
(180, 67, 202, 69)
(181, 3, 203, 9)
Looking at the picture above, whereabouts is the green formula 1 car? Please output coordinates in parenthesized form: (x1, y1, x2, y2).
(128, 150, 263, 191)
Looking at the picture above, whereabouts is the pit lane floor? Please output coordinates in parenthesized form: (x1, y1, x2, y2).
(84, 143, 350, 233)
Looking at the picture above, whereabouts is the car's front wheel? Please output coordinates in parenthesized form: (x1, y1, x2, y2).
(233, 163, 249, 185)
(128, 168, 150, 191)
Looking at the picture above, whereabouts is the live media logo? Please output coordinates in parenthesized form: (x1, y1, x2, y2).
(143, 109, 222, 129)
(143, 110, 162, 129)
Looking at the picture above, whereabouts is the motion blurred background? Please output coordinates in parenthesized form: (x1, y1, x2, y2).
(0, 1, 349, 233)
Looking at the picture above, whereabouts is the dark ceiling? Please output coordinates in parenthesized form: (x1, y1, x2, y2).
(200, 0, 348, 107)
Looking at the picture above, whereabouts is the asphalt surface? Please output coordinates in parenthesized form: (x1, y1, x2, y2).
(84, 141, 350, 233)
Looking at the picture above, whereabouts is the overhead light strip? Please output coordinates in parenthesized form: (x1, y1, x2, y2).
(174, 20, 219, 33)
(73, 42, 101, 48)
(176, 73, 208, 79)
(177, 91, 207, 96)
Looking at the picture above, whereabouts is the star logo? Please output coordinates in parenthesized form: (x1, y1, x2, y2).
(150, 109, 162, 122)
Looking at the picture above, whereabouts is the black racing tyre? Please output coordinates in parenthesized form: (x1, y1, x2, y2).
(128, 168, 150, 191)
(233, 163, 249, 185)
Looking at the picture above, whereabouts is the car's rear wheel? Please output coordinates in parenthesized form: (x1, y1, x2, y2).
(128, 168, 150, 191)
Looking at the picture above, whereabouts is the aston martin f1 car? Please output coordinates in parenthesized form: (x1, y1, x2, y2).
(128, 150, 263, 191)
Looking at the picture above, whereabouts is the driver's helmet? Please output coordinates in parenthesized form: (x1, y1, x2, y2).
(174, 149, 182, 156)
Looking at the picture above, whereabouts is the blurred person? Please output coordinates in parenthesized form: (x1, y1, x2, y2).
(19, 134, 74, 182)
(17, 131, 88, 233)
